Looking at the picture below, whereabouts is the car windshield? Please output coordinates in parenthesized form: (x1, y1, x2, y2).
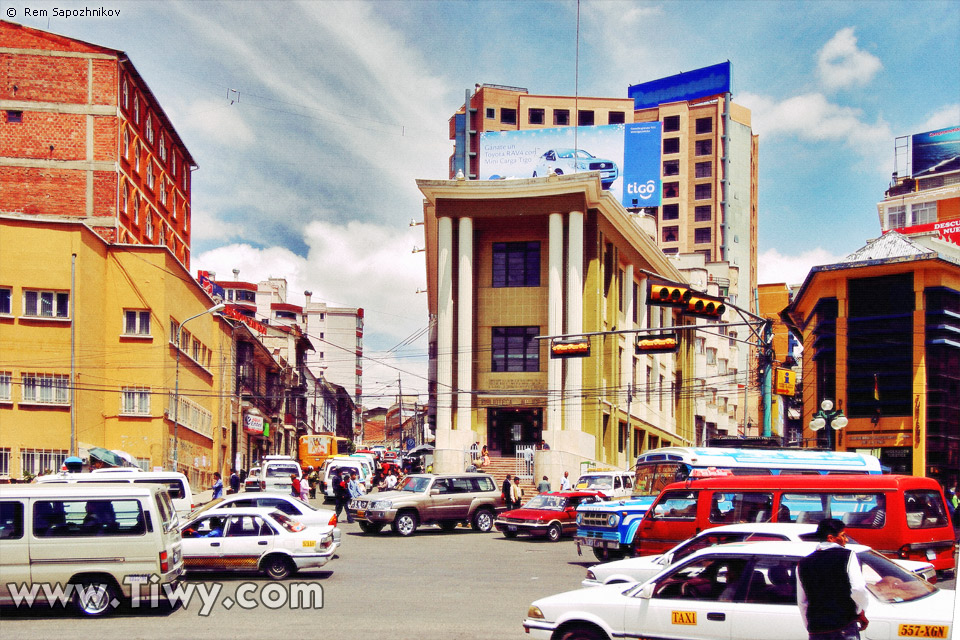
(578, 476, 612, 489)
(397, 476, 431, 493)
(266, 464, 299, 477)
(857, 549, 937, 603)
(523, 495, 566, 510)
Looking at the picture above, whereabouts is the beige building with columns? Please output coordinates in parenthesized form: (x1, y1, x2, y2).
(417, 173, 694, 479)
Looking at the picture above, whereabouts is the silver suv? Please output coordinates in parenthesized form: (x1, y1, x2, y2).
(349, 473, 504, 536)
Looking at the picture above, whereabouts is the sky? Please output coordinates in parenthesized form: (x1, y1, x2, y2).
(8, 0, 959, 403)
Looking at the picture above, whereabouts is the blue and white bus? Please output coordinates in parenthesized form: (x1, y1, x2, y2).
(575, 447, 883, 560)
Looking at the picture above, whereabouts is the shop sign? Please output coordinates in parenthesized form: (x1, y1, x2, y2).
(243, 413, 264, 435)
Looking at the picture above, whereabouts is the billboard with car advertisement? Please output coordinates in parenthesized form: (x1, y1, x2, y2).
(479, 122, 662, 207)
(911, 125, 960, 177)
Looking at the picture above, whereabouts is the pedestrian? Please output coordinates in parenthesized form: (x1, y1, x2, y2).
(333, 470, 352, 523)
(510, 476, 524, 510)
(797, 518, 869, 640)
(228, 468, 240, 495)
(537, 475, 551, 493)
(308, 466, 319, 499)
(560, 470, 572, 491)
(502, 474, 512, 505)
(211, 472, 223, 500)
(300, 470, 311, 502)
(384, 468, 398, 491)
(290, 473, 301, 498)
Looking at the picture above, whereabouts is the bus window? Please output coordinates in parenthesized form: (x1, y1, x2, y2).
(905, 490, 949, 529)
(709, 492, 774, 524)
(652, 490, 698, 519)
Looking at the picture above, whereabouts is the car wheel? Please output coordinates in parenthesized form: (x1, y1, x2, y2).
(262, 555, 294, 580)
(438, 520, 459, 532)
(502, 530, 518, 539)
(358, 520, 384, 534)
(71, 578, 119, 616)
(392, 511, 419, 536)
(546, 522, 563, 542)
(558, 624, 607, 640)
(471, 509, 494, 533)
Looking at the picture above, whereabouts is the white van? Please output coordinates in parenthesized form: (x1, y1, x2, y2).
(37, 469, 195, 519)
(321, 457, 372, 499)
(258, 456, 302, 494)
(575, 469, 635, 500)
(0, 484, 183, 616)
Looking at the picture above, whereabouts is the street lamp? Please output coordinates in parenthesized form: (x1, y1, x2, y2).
(808, 399, 848, 450)
(172, 302, 225, 470)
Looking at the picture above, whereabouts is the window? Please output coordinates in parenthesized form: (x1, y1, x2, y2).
(124, 309, 151, 336)
(192, 339, 201, 362)
(23, 290, 69, 318)
(696, 117, 713, 134)
(695, 161, 712, 178)
(159, 133, 166, 161)
(911, 201, 936, 225)
(0, 287, 10, 315)
(146, 163, 155, 190)
(528, 108, 544, 125)
(663, 138, 680, 154)
(695, 337, 706, 354)
(159, 179, 167, 206)
(122, 79, 129, 110)
(886, 205, 906, 229)
(706, 347, 717, 365)
(492, 326, 540, 372)
(651, 489, 698, 520)
(663, 115, 680, 132)
(662, 226, 678, 243)
(133, 95, 140, 124)
(695, 139, 712, 156)
(133, 194, 140, 224)
(663, 182, 679, 198)
(31, 498, 146, 537)
(492, 241, 540, 288)
(646, 365, 653, 403)
(145, 113, 154, 144)
(134, 142, 140, 172)
(905, 490, 948, 529)
(662, 204, 679, 220)
(663, 159, 679, 176)
(21, 449, 67, 477)
(5, 110, 23, 124)
(21, 373, 69, 404)
(123, 127, 130, 158)
(659, 374, 665, 411)
(718, 358, 728, 375)
(695, 205, 712, 221)
(500, 108, 517, 125)
(695, 227, 712, 244)
(553, 109, 569, 126)
(121, 387, 150, 415)
(170, 189, 176, 217)
(172, 152, 177, 177)
(145, 213, 153, 240)
(578, 110, 594, 126)
(780, 492, 887, 528)
(709, 491, 774, 524)
(608, 111, 625, 125)
(695, 183, 712, 200)
(485, 107, 496, 119)
(0, 372, 11, 401)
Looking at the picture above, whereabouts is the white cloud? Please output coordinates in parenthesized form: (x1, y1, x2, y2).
(817, 27, 882, 91)
(178, 99, 255, 148)
(758, 248, 845, 286)
(919, 104, 960, 132)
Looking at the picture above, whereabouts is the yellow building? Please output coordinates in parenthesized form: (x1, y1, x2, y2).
(0, 217, 232, 487)
(418, 173, 693, 479)
(782, 231, 960, 485)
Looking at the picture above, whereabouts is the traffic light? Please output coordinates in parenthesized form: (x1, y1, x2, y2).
(635, 332, 679, 354)
(647, 283, 693, 306)
(550, 338, 591, 359)
(684, 294, 726, 319)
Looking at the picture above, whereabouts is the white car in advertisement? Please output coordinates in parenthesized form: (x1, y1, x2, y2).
(533, 148, 619, 188)
(525, 541, 953, 640)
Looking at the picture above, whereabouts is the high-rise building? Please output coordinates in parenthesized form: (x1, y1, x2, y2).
(1, 20, 197, 269)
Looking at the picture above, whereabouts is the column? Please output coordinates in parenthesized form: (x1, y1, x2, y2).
(436, 216, 454, 435)
(547, 212, 564, 434)
(457, 217, 473, 429)
(565, 211, 584, 431)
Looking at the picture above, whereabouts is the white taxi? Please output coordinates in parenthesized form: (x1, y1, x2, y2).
(525, 541, 954, 640)
(180, 507, 335, 580)
(583, 523, 937, 587)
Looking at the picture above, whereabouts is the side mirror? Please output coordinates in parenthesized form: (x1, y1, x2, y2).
(636, 582, 656, 599)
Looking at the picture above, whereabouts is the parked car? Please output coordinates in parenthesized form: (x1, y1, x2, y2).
(495, 491, 602, 542)
(524, 541, 954, 640)
(532, 148, 619, 188)
(185, 492, 341, 548)
(574, 470, 634, 500)
(582, 522, 937, 587)
(0, 484, 183, 616)
(37, 468, 195, 520)
(258, 456, 301, 494)
(349, 473, 504, 536)
(243, 467, 261, 492)
(180, 507, 335, 580)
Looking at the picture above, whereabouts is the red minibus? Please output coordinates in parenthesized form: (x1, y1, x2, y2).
(634, 473, 955, 576)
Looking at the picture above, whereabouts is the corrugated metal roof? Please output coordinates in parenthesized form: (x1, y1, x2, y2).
(841, 231, 933, 263)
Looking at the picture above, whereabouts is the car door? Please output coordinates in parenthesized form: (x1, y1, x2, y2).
(0, 500, 28, 605)
(222, 515, 274, 570)
(636, 489, 700, 556)
(626, 555, 744, 639)
(181, 515, 227, 570)
(429, 478, 459, 520)
(727, 556, 808, 640)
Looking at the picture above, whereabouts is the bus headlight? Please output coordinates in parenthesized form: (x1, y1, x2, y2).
(607, 514, 620, 527)
(576, 513, 583, 525)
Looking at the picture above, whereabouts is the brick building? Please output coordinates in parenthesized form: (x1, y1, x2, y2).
(0, 20, 197, 269)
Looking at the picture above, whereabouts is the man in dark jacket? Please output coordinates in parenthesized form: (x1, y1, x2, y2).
(501, 474, 512, 506)
(333, 469, 353, 523)
(797, 518, 869, 640)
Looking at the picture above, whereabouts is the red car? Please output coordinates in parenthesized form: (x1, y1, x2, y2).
(494, 491, 602, 542)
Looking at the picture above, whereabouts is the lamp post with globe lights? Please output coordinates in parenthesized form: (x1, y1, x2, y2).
(808, 399, 848, 450)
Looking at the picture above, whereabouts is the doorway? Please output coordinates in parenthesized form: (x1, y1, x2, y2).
(487, 408, 542, 456)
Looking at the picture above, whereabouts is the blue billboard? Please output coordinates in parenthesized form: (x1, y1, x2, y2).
(479, 122, 662, 208)
(912, 125, 960, 177)
(628, 61, 732, 110)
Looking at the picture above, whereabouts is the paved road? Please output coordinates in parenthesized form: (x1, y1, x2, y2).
(2, 508, 956, 639)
